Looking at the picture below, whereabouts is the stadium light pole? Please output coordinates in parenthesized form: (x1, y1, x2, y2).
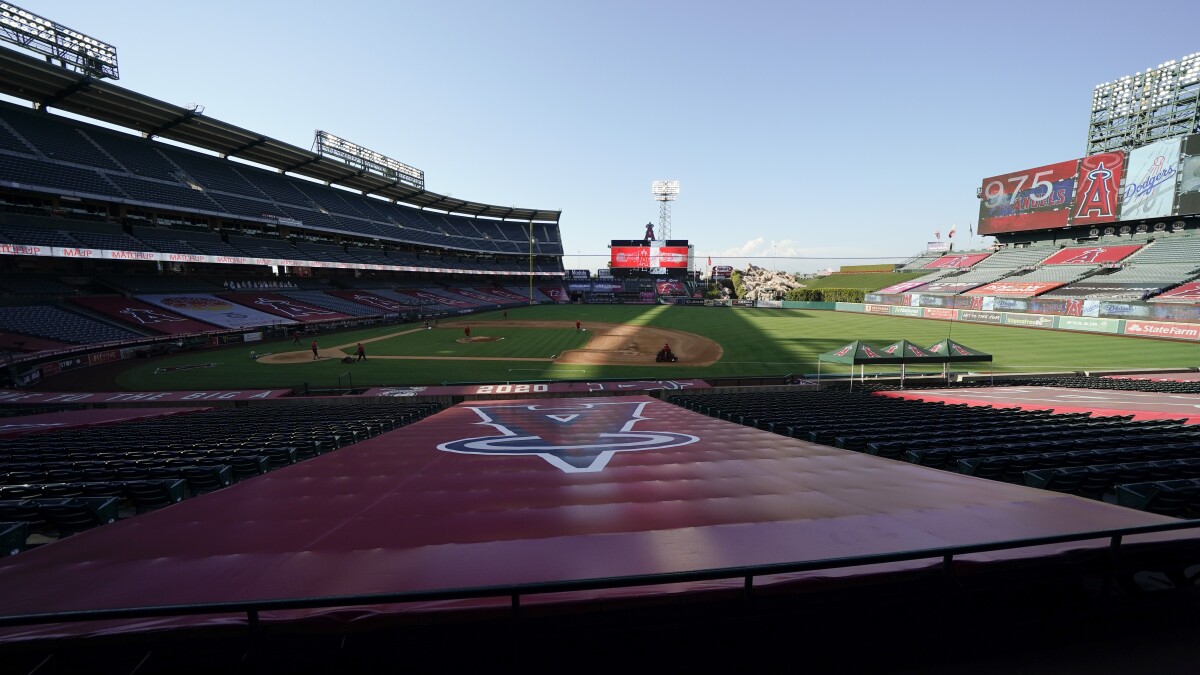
(651, 180, 680, 240)
(528, 223, 536, 306)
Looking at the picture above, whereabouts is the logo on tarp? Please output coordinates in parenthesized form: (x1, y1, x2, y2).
(378, 387, 429, 397)
(438, 400, 699, 473)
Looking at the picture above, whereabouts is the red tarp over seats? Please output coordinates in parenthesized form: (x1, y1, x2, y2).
(0, 331, 70, 352)
(0, 395, 1186, 641)
(923, 253, 992, 269)
(473, 287, 527, 302)
(217, 293, 352, 321)
(1039, 244, 1142, 265)
(324, 290, 414, 314)
(0, 407, 205, 437)
(393, 289, 479, 308)
(539, 287, 568, 302)
(877, 387, 1200, 424)
(71, 296, 218, 335)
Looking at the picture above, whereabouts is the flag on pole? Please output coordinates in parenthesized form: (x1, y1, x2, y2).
(934, 228, 941, 240)
(707, 255, 712, 267)
(948, 223, 956, 239)
(969, 223, 974, 236)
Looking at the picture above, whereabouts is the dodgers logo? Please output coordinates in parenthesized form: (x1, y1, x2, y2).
(438, 400, 699, 473)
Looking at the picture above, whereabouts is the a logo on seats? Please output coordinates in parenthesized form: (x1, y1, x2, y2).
(438, 400, 699, 473)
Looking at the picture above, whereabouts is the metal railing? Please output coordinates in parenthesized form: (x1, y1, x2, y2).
(2, 518, 1200, 630)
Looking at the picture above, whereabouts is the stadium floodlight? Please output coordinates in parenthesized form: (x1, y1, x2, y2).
(0, 2, 119, 79)
(1086, 51, 1200, 154)
(313, 130, 424, 191)
(651, 180, 680, 240)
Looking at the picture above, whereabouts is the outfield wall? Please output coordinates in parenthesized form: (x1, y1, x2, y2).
(818, 302, 1200, 342)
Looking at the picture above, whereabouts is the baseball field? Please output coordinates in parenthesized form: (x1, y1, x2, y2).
(86, 304, 1200, 391)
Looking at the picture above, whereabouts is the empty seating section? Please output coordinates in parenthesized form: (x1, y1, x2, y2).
(0, 401, 442, 550)
(103, 275, 221, 294)
(0, 224, 78, 247)
(0, 103, 549, 256)
(0, 275, 77, 296)
(1003, 265, 1097, 283)
(137, 236, 204, 255)
(899, 253, 941, 270)
(972, 246, 1056, 270)
(206, 192, 280, 220)
(668, 387, 1200, 517)
(160, 148, 261, 195)
(0, 121, 31, 154)
(226, 235, 297, 259)
(1102, 264, 1199, 283)
(107, 174, 222, 212)
(0, 154, 118, 197)
(86, 130, 180, 181)
(2, 113, 122, 171)
(280, 291, 385, 316)
(0, 304, 142, 343)
(1127, 236, 1200, 265)
(65, 228, 147, 252)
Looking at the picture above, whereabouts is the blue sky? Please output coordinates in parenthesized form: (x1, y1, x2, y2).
(14, 1, 1200, 273)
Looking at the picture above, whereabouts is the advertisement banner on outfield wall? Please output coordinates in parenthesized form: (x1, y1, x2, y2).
(992, 297, 1030, 311)
(1058, 316, 1120, 333)
(1100, 302, 1150, 317)
(1071, 151, 1125, 225)
(924, 308, 957, 320)
(865, 304, 892, 314)
(1123, 320, 1200, 340)
(1003, 314, 1055, 328)
(1030, 299, 1067, 315)
(1121, 138, 1181, 220)
(978, 159, 1077, 235)
(756, 300, 783, 308)
(959, 310, 1002, 324)
(1152, 304, 1200, 322)
(891, 306, 923, 317)
(1178, 134, 1200, 215)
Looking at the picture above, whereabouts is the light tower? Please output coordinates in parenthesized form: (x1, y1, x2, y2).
(651, 180, 680, 240)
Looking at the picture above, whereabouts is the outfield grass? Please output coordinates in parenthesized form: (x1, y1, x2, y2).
(113, 304, 1200, 390)
(801, 272, 928, 290)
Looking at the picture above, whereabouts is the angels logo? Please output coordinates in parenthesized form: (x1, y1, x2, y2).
(438, 400, 699, 473)
(834, 345, 853, 357)
(861, 347, 880, 358)
(1073, 152, 1123, 223)
(254, 298, 335, 318)
(120, 307, 187, 325)
(352, 294, 405, 311)
(1059, 247, 1107, 264)
(378, 386, 429, 397)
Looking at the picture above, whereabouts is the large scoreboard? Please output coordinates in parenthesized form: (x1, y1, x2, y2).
(977, 135, 1200, 236)
(609, 239, 693, 276)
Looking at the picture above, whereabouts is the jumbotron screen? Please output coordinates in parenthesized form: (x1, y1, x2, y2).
(609, 240, 691, 269)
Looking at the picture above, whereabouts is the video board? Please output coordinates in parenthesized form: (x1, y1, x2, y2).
(977, 160, 1077, 235)
(978, 132, 1200, 236)
(609, 240, 691, 270)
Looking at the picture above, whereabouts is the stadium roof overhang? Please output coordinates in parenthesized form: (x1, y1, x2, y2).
(0, 48, 560, 223)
